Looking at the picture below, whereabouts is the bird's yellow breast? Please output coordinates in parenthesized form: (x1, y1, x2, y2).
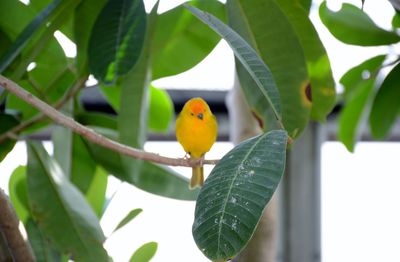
(175, 98, 217, 159)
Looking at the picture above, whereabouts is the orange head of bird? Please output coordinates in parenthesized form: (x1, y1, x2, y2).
(184, 97, 211, 121)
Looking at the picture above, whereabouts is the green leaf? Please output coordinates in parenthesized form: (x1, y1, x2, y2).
(369, 62, 400, 139)
(0, 113, 19, 161)
(117, 0, 159, 183)
(184, 4, 282, 124)
(74, 0, 108, 74)
(8, 166, 30, 224)
(0, 31, 13, 58)
(27, 142, 108, 261)
(319, 2, 400, 46)
(298, 0, 312, 13)
(25, 219, 61, 262)
(6, 80, 38, 121)
(2, 0, 80, 81)
(84, 127, 198, 201)
(338, 55, 385, 151)
(129, 242, 158, 262)
(70, 135, 97, 192)
(85, 166, 108, 218)
(193, 130, 288, 261)
(140, 162, 199, 200)
(341, 55, 386, 96)
(392, 12, 400, 28)
(99, 84, 121, 112)
(227, 0, 309, 137)
(0, 0, 36, 40)
(100, 2, 158, 110)
(152, 0, 226, 79)
(7, 69, 75, 125)
(275, 0, 336, 121)
(0, 0, 62, 73)
(76, 111, 117, 130)
(28, 39, 70, 90)
(148, 86, 173, 132)
(53, 103, 107, 217)
(52, 100, 74, 177)
(113, 208, 143, 232)
(88, 0, 147, 84)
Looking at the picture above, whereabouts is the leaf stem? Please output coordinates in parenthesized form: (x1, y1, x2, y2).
(0, 75, 219, 167)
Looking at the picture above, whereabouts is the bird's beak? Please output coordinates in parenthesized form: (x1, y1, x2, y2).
(197, 113, 204, 120)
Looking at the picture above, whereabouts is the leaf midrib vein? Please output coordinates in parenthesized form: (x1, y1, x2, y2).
(215, 134, 265, 257)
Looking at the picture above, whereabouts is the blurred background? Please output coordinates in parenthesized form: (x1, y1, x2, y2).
(1, 0, 400, 261)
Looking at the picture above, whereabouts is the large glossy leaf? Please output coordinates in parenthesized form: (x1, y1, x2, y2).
(98, 1, 158, 112)
(129, 242, 158, 262)
(8, 166, 29, 224)
(185, 4, 282, 124)
(117, 0, 158, 182)
(319, 2, 400, 46)
(0, 113, 19, 161)
(369, 62, 400, 139)
(25, 219, 61, 262)
(27, 142, 108, 261)
(275, 0, 336, 121)
(148, 86, 174, 132)
(53, 102, 107, 217)
(338, 55, 386, 151)
(152, 0, 226, 79)
(88, 0, 147, 84)
(193, 130, 288, 261)
(227, 0, 309, 137)
(74, 0, 108, 74)
(84, 127, 198, 201)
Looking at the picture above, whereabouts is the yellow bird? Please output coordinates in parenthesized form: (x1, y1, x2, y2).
(175, 97, 218, 189)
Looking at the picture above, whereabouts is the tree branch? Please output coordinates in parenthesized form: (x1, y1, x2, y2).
(0, 76, 87, 144)
(0, 75, 218, 167)
(0, 189, 35, 262)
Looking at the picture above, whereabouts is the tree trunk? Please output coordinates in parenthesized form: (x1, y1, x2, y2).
(0, 189, 35, 262)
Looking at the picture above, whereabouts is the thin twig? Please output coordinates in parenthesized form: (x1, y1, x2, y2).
(0, 76, 87, 144)
(0, 75, 219, 167)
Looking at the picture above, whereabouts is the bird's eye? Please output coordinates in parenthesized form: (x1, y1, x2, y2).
(190, 113, 194, 116)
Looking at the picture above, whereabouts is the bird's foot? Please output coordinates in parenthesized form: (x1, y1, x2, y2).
(199, 155, 205, 167)
(183, 153, 190, 160)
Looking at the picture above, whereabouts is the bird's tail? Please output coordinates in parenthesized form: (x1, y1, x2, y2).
(190, 166, 204, 189)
